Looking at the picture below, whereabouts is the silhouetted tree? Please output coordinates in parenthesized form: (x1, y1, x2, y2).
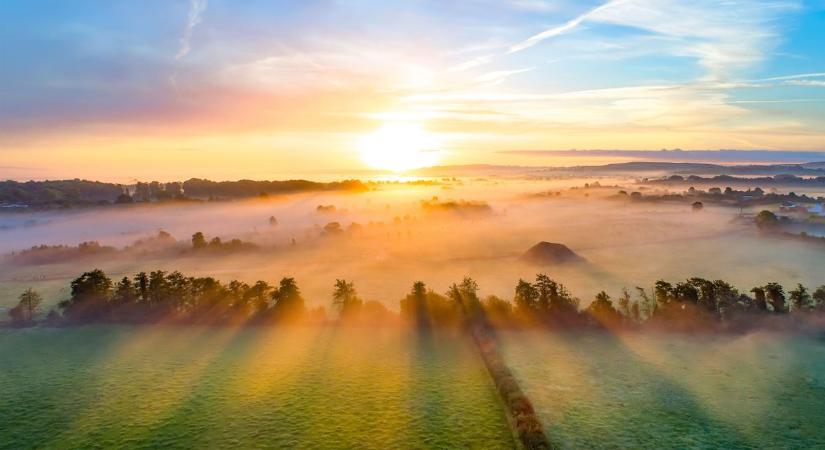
(789, 284, 812, 311)
(618, 288, 631, 318)
(60, 269, 113, 322)
(755, 210, 780, 231)
(764, 282, 786, 313)
(332, 279, 362, 317)
(270, 277, 305, 320)
(587, 291, 622, 326)
(751, 287, 768, 312)
(635, 286, 655, 318)
(115, 190, 134, 204)
(134, 182, 151, 202)
(514, 279, 539, 313)
(192, 232, 207, 249)
(9, 288, 42, 325)
(112, 277, 138, 305)
(134, 272, 149, 303)
(246, 281, 273, 312)
(165, 182, 183, 198)
(813, 286, 825, 310)
(483, 295, 513, 321)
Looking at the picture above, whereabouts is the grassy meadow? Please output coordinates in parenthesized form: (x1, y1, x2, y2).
(500, 331, 825, 449)
(0, 326, 513, 449)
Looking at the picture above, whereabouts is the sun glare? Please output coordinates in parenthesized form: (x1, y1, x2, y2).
(358, 123, 441, 172)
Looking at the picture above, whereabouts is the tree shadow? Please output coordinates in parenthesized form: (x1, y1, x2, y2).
(537, 330, 757, 449)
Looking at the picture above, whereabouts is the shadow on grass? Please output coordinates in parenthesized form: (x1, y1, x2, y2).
(534, 330, 757, 449)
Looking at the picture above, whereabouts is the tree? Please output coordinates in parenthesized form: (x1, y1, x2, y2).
(323, 222, 342, 234)
(789, 284, 812, 311)
(617, 288, 631, 318)
(191, 232, 207, 249)
(514, 279, 539, 313)
(147, 270, 170, 307)
(654, 280, 674, 306)
(763, 282, 786, 313)
(755, 210, 780, 231)
(332, 279, 362, 317)
(401, 281, 431, 329)
(586, 291, 621, 326)
(535, 274, 576, 314)
(115, 191, 134, 204)
(134, 182, 151, 202)
(134, 272, 149, 303)
(630, 301, 641, 323)
(692, 201, 703, 211)
(227, 280, 251, 309)
(483, 295, 513, 319)
(751, 287, 768, 312)
(112, 277, 138, 305)
(712, 280, 740, 319)
(813, 286, 825, 310)
(9, 288, 42, 325)
(534, 274, 554, 311)
(447, 277, 482, 319)
(271, 277, 305, 320)
(635, 287, 654, 318)
(165, 182, 183, 198)
(60, 269, 113, 321)
(246, 281, 273, 312)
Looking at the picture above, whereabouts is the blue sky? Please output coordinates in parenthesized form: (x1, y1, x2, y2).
(1, 1, 824, 179)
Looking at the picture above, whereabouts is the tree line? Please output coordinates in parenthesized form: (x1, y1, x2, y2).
(0, 178, 368, 209)
(5, 270, 825, 331)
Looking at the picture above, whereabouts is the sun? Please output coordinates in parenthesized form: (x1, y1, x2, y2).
(358, 123, 441, 172)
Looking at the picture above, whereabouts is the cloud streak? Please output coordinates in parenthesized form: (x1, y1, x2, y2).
(506, 0, 800, 79)
(176, 0, 208, 60)
(508, 0, 621, 53)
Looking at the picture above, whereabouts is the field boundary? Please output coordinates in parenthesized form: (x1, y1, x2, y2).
(470, 324, 554, 450)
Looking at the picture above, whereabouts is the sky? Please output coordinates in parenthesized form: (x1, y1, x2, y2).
(1, 0, 824, 181)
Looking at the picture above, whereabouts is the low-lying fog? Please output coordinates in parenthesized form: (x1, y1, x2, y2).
(2, 177, 822, 310)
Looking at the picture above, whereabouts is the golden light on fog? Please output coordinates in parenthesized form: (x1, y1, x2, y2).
(358, 122, 441, 172)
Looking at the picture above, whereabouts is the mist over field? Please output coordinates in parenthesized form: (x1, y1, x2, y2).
(3, 0, 825, 447)
(2, 176, 822, 312)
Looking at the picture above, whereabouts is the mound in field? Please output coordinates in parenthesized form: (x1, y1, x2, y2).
(520, 241, 583, 265)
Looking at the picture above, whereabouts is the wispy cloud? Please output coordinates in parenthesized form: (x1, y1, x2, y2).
(176, 0, 208, 60)
(759, 72, 825, 82)
(785, 80, 825, 87)
(508, 0, 621, 53)
(474, 68, 533, 86)
(506, 0, 800, 79)
(448, 54, 496, 72)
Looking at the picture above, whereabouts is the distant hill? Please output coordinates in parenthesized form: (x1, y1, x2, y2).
(571, 162, 825, 176)
(412, 162, 825, 177)
(502, 149, 825, 164)
(520, 242, 584, 265)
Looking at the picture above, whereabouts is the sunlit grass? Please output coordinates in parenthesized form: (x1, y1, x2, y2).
(0, 326, 514, 449)
(499, 330, 825, 449)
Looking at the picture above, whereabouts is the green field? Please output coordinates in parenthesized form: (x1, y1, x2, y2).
(500, 331, 825, 449)
(0, 326, 514, 449)
(5, 326, 825, 449)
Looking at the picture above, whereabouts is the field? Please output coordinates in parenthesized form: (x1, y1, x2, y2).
(0, 326, 513, 449)
(500, 331, 825, 449)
